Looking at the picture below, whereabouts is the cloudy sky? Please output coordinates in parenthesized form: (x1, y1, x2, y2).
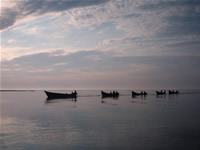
(1, 0, 200, 90)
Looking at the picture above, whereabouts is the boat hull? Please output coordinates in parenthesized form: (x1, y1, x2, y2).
(132, 91, 147, 96)
(156, 91, 166, 95)
(44, 91, 77, 100)
(101, 91, 119, 98)
(168, 90, 179, 94)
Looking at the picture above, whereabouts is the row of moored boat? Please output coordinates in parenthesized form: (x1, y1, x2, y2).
(44, 90, 179, 100)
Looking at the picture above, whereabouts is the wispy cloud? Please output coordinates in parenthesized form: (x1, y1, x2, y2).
(0, 0, 109, 31)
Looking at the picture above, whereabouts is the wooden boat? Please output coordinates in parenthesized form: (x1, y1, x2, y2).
(156, 90, 166, 95)
(101, 91, 119, 98)
(44, 90, 77, 100)
(132, 91, 147, 96)
(168, 90, 179, 94)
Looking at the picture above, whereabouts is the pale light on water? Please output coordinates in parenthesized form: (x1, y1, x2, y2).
(1, 90, 200, 150)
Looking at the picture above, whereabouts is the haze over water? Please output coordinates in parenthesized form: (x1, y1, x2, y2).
(1, 90, 200, 150)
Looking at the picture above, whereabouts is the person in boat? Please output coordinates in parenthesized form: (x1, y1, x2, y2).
(115, 91, 119, 96)
(113, 91, 116, 95)
(71, 90, 77, 96)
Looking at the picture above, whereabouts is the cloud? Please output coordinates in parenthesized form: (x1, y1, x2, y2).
(138, 0, 200, 11)
(0, 8, 18, 30)
(2, 0, 200, 40)
(1, 0, 200, 62)
(2, 49, 200, 89)
(0, 0, 109, 31)
(159, 15, 200, 37)
(18, 0, 109, 15)
(138, 0, 200, 37)
(2, 49, 200, 73)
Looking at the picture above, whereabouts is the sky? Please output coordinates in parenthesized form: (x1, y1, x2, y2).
(1, 0, 200, 90)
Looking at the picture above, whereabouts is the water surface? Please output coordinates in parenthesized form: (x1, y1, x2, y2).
(1, 90, 200, 150)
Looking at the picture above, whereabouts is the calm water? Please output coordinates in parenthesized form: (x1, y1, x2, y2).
(1, 90, 200, 150)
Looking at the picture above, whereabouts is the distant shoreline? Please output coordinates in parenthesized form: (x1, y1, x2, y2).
(0, 89, 200, 93)
(0, 90, 36, 92)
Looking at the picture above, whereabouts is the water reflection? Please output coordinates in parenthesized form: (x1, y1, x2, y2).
(131, 101, 146, 105)
(168, 94, 179, 100)
(45, 98, 77, 103)
(101, 99, 118, 106)
(156, 94, 166, 99)
(101, 96, 119, 100)
(132, 95, 147, 100)
(44, 98, 78, 109)
(1, 90, 200, 150)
